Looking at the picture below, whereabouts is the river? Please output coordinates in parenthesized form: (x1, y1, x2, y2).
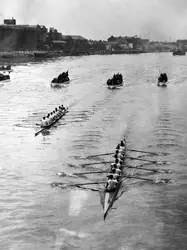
(0, 53, 187, 250)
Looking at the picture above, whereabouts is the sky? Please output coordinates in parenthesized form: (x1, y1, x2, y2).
(0, 0, 187, 41)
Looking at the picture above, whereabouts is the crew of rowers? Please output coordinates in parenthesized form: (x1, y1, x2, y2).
(41, 105, 67, 127)
(106, 140, 126, 191)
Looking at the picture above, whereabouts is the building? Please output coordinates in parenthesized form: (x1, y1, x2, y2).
(61, 35, 89, 54)
(0, 18, 48, 51)
(106, 35, 147, 51)
(51, 40, 66, 50)
(176, 40, 187, 51)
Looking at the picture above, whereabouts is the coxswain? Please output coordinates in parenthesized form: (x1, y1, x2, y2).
(106, 175, 118, 190)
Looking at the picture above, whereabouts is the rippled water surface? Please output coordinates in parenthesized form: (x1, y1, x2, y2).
(0, 53, 187, 250)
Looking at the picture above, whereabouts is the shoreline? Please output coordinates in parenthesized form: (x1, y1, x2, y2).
(0, 50, 172, 65)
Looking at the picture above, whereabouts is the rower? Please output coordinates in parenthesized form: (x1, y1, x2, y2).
(117, 142, 126, 154)
(52, 110, 56, 120)
(115, 158, 123, 168)
(115, 149, 124, 156)
(111, 165, 122, 175)
(110, 168, 119, 180)
(114, 152, 123, 161)
(46, 114, 50, 122)
(106, 175, 118, 191)
(50, 111, 55, 122)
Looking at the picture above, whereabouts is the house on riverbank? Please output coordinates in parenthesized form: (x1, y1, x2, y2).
(106, 35, 149, 52)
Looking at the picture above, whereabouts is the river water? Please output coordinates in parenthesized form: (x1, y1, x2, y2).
(0, 53, 187, 250)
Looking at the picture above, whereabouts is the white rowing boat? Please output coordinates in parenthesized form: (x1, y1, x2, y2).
(41, 109, 67, 128)
(103, 145, 140, 220)
(103, 148, 126, 220)
(35, 109, 68, 136)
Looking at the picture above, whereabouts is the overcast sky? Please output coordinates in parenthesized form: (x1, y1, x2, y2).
(0, 0, 187, 41)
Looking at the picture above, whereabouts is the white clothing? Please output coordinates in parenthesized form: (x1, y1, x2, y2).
(107, 179, 118, 189)
(115, 168, 121, 175)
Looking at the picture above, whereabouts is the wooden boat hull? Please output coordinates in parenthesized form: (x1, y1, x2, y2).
(0, 69, 13, 73)
(0, 79, 10, 84)
(173, 51, 185, 56)
(107, 82, 123, 89)
(51, 80, 70, 87)
(157, 81, 167, 87)
(104, 177, 123, 220)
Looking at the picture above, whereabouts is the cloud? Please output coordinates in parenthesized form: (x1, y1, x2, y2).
(0, 0, 187, 40)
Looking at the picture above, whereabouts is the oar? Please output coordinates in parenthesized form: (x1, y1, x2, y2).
(57, 167, 173, 177)
(35, 108, 68, 136)
(51, 181, 106, 188)
(127, 149, 168, 156)
(130, 166, 173, 173)
(81, 161, 112, 166)
(121, 175, 172, 184)
(79, 152, 113, 159)
(127, 156, 170, 165)
(80, 149, 168, 159)
(52, 175, 172, 188)
(81, 158, 170, 166)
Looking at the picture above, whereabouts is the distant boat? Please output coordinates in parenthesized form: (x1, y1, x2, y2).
(173, 49, 186, 56)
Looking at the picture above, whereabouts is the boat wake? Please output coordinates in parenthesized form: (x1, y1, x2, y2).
(54, 227, 90, 250)
(59, 228, 89, 239)
(68, 190, 88, 216)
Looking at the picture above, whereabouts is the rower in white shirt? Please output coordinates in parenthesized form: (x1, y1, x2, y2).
(106, 175, 118, 191)
(114, 152, 123, 161)
(111, 165, 122, 175)
(110, 168, 120, 180)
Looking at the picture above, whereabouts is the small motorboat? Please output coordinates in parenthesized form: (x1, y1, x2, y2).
(51, 78, 70, 87)
(0, 65, 13, 72)
(0, 73, 10, 82)
(157, 73, 168, 87)
(173, 50, 185, 56)
(51, 71, 70, 87)
(107, 73, 123, 89)
(157, 81, 167, 87)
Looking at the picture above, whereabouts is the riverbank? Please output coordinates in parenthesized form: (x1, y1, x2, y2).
(0, 49, 145, 59)
(0, 50, 64, 58)
(0, 49, 172, 65)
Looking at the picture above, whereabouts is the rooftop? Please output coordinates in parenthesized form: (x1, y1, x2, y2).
(62, 35, 87, 40)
